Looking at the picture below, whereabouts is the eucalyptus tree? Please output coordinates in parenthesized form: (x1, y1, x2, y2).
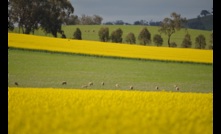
(9, 0, 74, 37)
(159, 12, 186, 47)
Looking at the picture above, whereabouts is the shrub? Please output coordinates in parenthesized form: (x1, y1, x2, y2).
(125, 32, 136, 44)
(195, 34, 206, 49)
(110, 28, 123, 43)
(138, 27, 151, 45)
(73, 28, 82, 40)
(98, 27, 109, 42)
(181, 33, 192, 48)
(153, 34, 163, 46)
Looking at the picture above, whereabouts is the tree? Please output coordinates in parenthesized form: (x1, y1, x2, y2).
(79, 14, 103, 25)
(110, 28, 123, 43)
(114, 20, 124, 25)
(8, 1, 14, 31)
(200, 10, 211, 17)
(39, 0, 74, 37)
(159, 12, 187, 47)
(138, 27, 151, 45)
(195, 34, 206, 49)
(125, 32, 136, 44)
(9, 0, 42, 34)
(153, 34, 163, 46)
(134, 20, 148, 25)
(73, 28, 82, 40)
(65, 15, 80, 25)
(92, 15, 103, 25)
(9, 0, 74, 37)
(181, 33, 192, 48)
(98, 27, 109, 42)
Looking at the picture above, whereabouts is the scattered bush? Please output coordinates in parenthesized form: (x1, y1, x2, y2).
(195, 34, 206, 49)
(181, 33, 192, 48)
(110, 28, 123, 43)
(153, 34, 163, 46)
(138, 27, 151, 45)
(73, 28, 82, 40)
(125, 32, 136, 44)
(98, 27, 109, 42)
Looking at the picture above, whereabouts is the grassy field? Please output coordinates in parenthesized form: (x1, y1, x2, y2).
(8, 87, 213, 134)
(9, 25, 212, 48)
(8, 49, 213, 93)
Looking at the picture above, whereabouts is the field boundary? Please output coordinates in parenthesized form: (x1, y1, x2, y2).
(8, 47, 213, 65)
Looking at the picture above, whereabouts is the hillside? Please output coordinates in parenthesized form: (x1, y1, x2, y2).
(187, 15, 213, 31)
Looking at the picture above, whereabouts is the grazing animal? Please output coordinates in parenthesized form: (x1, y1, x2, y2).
(176, 86, 179, 91)
(62, 81, 67, 85)
(130, 86, 133, 90)
(14, 82, 19, 86)
(101, 82, 104, 86)
(155, 86, 159, 90)
(88, 82, 93, 86)
(115, 84, 119, 88)
(82, 85, 88, 88)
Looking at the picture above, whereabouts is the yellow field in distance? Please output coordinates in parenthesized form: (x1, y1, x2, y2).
(8, 33, 213, 64)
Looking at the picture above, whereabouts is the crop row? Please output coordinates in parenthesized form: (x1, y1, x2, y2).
(8, 33, 213, 64)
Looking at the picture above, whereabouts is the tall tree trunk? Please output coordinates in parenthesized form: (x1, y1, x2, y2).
(168, 35, 171, 47)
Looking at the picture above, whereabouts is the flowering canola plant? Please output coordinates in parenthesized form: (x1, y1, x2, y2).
(8, 33, 212, 64)
(8, 87, 213, 134)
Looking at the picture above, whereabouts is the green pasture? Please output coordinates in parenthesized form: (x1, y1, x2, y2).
(10, 25, 212, 48)
(8, 48, 213, 93)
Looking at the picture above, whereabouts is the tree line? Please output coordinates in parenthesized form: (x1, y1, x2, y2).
(71, 26, 212, 49)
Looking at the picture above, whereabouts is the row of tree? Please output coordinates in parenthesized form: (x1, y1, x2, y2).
(70, 27, 212, 49)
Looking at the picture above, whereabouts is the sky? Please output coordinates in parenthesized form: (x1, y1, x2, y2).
(70, 0, 213, 24)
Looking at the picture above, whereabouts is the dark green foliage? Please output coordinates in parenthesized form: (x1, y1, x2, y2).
(65, 15, 80, 25)
(73, 28, 82, 40)
(153, 34, 163, 46)
(138, 27, 151, 45)
(181, 33, 192, 48)
(110, 28, 123, 43)
(125, 32, 136, 44)
(61, 31, 66, 38)
(98, 27, 109, 42)
(195, 34, 206, 49)
(186, 15, 213, 30)
(200, 10, 211, 17)
(9, 0, 74, 37)
(170, 42, 177, 47)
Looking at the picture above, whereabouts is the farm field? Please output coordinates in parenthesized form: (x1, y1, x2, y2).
(8, 31, 213, 134)
(8, 49, 212, 92)
(8, 87, 213, 134)
(9, 25, 213, 48)
(8, 33, 213, 64)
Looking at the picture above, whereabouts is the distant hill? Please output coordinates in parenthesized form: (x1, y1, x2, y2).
(186, 15, 213, 31)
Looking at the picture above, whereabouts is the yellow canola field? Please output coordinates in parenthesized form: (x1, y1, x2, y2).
(8, 33, 213, 64)
(8, 87, 213, 134)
